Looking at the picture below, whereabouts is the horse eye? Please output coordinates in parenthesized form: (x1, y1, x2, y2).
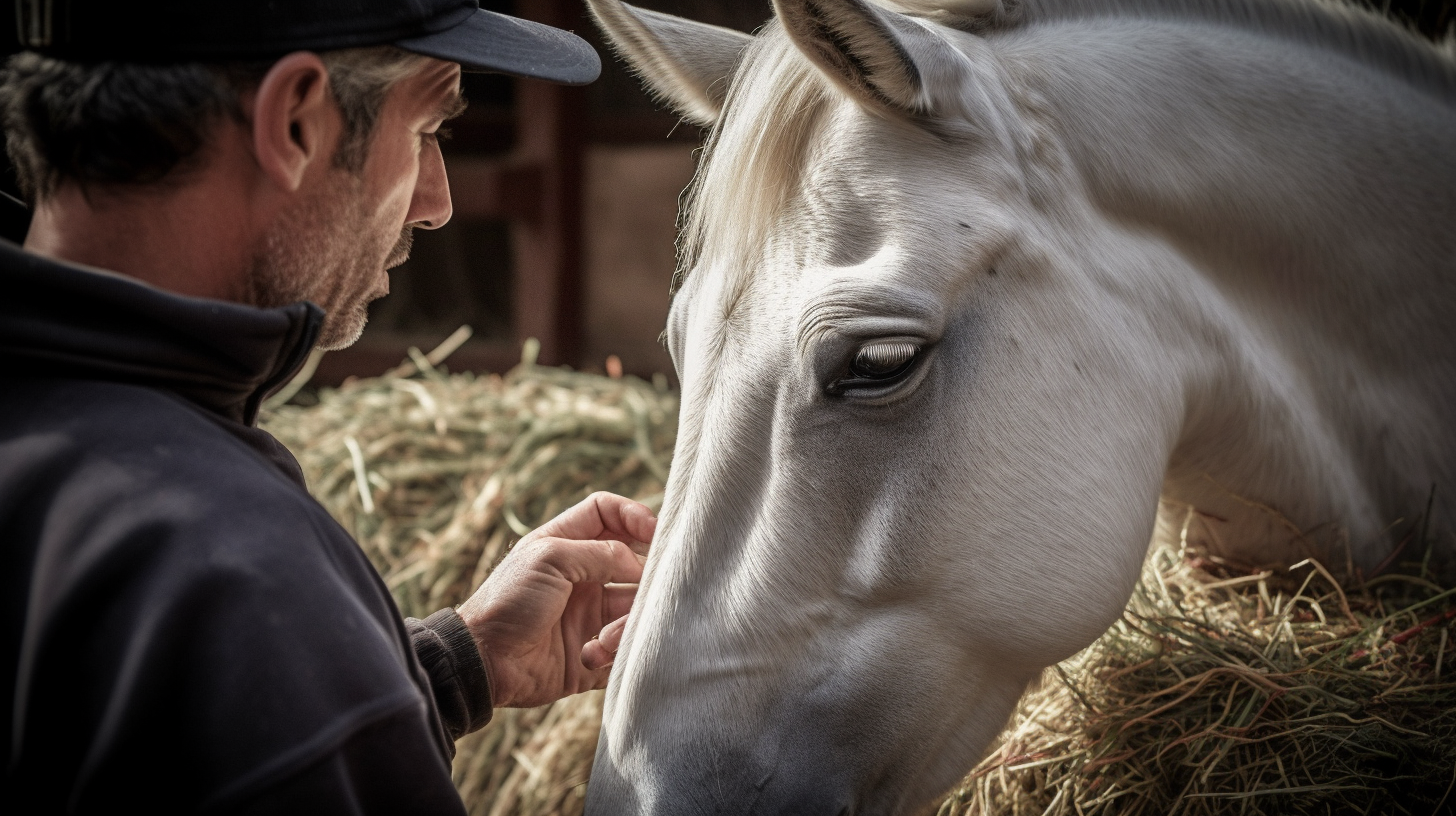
(849, 341, 919, 380)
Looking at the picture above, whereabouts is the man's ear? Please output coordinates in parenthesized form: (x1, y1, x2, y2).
(250, 52, 336, 192)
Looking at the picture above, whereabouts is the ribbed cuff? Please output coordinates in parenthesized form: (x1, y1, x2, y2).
(408, 608, 493, 740)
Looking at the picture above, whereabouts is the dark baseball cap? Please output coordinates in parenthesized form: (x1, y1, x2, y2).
(9, 0, 600, 84)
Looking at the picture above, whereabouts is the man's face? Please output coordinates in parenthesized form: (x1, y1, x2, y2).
(251, 58, 464, 350)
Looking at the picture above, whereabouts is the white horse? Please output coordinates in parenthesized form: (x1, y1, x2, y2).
(581, 0, 1456, 811)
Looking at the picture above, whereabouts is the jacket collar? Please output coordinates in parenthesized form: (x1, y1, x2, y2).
(0, 240, 323, 426)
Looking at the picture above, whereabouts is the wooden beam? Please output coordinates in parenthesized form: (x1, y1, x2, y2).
(510, 0, 588, 368)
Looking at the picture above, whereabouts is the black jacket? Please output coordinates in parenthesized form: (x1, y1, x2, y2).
(0, 241, 492, 813)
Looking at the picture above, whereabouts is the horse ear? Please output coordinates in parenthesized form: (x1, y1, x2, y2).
(772, 0, 967, 114)
(585, 0, 755, 126)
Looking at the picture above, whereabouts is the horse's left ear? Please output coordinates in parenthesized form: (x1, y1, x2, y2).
(587, 0, 754, 126)
(772, 0, 976, 114)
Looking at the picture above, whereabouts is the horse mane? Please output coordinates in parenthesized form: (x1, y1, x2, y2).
(675, 0, 1454, 295)
(1002, 0, 1456, 95)
(676, 22, 830, 297)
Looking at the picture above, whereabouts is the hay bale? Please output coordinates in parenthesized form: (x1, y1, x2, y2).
(942, 509, 1456, 816)
(263, 338, 1456, 815)
(260, 337, 675, 816)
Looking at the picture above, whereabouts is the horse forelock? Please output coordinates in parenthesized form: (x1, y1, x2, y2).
(677, 22, 835, 302)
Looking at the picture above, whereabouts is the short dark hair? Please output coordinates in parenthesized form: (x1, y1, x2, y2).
(0, 46, 425, 200)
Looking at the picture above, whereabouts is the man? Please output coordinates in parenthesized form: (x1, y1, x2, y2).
(0, 1, 655, 812)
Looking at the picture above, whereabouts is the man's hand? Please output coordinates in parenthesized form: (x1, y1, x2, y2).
(456, 492, 656, 709)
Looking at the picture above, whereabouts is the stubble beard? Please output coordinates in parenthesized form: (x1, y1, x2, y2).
(244, 175, 415, 351)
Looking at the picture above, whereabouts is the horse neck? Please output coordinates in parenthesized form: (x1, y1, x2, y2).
(1005, 21, 1456, 561)
(1011, 19, 1455, 293)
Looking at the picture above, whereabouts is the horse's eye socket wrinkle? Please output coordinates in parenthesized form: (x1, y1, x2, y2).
(831, 341, 921, 396)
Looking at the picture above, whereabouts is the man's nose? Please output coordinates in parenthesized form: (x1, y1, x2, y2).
(407, 140, 453, 230)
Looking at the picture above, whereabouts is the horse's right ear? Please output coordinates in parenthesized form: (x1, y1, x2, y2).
(772, 0, 977, 115)
(585, 0, 755, 127)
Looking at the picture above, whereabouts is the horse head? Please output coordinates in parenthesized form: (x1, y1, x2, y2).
(578, 0, 1439, 811)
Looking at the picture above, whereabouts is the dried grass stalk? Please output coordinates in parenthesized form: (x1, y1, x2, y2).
(941, 510, 1456, 816)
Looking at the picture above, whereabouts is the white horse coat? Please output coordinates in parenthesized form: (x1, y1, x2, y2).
(582, 0, 1456, 812)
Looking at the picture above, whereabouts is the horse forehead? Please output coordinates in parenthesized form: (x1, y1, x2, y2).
(807, 111, 951, 197)
(785, 161, 947, 278)
(796, 120, 1016, 249)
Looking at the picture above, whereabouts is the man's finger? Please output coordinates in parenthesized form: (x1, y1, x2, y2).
(534, 537, 645, 585)
(598, 614, 629, 652)
(581, 615, 630, 672)
(602, 583, 637, 621)
(582, 637, 615, 671)
(534, 492, 657, 553)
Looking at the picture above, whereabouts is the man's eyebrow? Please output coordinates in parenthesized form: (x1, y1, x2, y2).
(436, 91, 468, 122)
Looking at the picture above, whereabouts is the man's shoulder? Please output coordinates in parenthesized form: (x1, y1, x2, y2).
(0, 374, 374, 604)
(2, 375, 310, 514)
(0, 376, 440, 810)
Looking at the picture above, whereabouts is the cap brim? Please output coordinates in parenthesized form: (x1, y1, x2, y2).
(394, 8, 601, 85)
